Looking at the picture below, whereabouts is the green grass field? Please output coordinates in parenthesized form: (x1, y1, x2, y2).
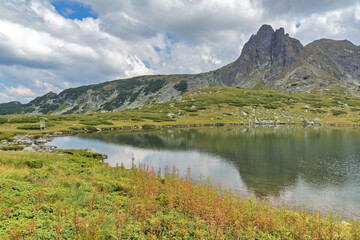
(1, 87, 360, 239)
(0, 150, 359, 239)
(1, 87, 359, 140)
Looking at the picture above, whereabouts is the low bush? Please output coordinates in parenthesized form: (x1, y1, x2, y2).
(185, 108, 198, 112)
(0, 145, 24, 151)
(0, 117, 8, 124)
(0, 149, 358, 239)
(263, 104, 279, 109)
(173, 80, 188, 93)
(80, 120, 114, 126)
(9, 117, 39, 123)
(142, 124, 156, 129)
(17, 122, 55, 130)
(332, 110, 347, 116)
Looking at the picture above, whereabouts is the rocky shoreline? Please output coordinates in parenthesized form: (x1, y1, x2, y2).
(1, 120, 359, 153)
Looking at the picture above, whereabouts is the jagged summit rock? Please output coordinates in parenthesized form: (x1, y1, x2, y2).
(1, 24, 360, 115)
(220, 24, 307, 87)
(305, 38, 360, 83)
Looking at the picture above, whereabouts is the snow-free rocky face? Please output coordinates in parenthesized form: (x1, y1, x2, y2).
(1, 24, 360, 115)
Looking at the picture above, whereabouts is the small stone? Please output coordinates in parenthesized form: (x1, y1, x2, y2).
(82, 148, 96, 153)
(23, 147, 35, 152)
(303, 120, 314, 126)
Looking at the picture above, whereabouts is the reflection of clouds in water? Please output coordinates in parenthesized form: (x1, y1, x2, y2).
(273, 177, 360, 220)
(127, 148, 248, 193)
(49, 128, 360, 221)
(49, 136, 248, 193)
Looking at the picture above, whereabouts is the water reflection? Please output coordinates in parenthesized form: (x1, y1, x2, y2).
(49, 126, 360, 220)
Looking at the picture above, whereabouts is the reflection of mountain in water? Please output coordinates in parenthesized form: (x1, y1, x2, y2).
(80, 126, 360, 196)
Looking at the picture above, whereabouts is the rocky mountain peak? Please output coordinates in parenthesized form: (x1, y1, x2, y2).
(2, 24, 360, 115)
(221, 25, 306, 86)
(256, 24, 274, 37)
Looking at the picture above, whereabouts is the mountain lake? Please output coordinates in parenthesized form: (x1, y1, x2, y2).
(48, 126, 360, 221)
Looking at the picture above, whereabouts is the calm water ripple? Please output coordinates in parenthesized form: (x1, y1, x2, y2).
(48, 126, 360, 220)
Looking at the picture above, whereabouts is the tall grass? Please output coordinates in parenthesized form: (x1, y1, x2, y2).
(0, 151, 359, 239)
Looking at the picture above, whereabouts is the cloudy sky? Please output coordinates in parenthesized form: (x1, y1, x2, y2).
(1, 0, 359, 103)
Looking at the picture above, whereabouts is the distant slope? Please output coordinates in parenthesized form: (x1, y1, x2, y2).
(1, 24, 360, 115)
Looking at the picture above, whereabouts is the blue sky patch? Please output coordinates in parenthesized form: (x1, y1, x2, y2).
(165, 46, 171, 55)
(296, 23, 301, 29)
(142, 60, 150, 68)
(166, 32, 179, 44)
(51, 0, 98, 20)
(153, 46, 161, 53)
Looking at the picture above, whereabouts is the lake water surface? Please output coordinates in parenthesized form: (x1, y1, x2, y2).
(49, 126, 360, 220)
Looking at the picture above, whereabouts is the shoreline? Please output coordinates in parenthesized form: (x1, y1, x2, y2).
(2, 120, 360, 153)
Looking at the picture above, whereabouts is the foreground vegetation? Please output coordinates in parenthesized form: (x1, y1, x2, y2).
(1, 87, 360, 141)
(1, 87, 360, 239)
(0, 150, 359, 239)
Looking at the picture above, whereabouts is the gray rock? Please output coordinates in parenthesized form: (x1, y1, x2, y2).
(23, 146, 35, 152)
(34, 138, 49, 145)
(82, 148, 96, 153)
(2, 25, 360, 116)
(303, 120, 314, 126)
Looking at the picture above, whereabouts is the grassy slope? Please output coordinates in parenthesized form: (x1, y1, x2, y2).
(1, 87, 360, 239)
(0, 150, 359, 239)
(1, 87, 360, 140)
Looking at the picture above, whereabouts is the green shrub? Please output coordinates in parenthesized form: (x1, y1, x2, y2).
(80, 120, 113, 126)
(311, 109, 327, 114)
(0, 117, 8, 124)
(143, 79, 166, 95)
(17, 125, 41, 130)
(174, 80, 188, 93)
(263, 104, 278, 109)
(25, 159, 44, 169)
(0, 145, 24, 151)
(129, 90, 141, 102)
(131, 118, 145, 122)
(0, 133, 16, 141)
(17, 123, 55, 130)
(142, 124, 156, 129)
(9, 117, 39, 123)
(332, 110, 346, 116)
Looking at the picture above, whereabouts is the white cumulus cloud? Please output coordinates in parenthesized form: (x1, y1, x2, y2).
(0, 0, 359, 103)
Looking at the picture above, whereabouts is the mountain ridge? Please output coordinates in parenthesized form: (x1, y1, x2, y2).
(1, 24, 360, 115)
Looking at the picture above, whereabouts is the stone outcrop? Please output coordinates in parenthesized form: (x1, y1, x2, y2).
(1, 24, 360, 115)
(226, 25, 306, 85)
